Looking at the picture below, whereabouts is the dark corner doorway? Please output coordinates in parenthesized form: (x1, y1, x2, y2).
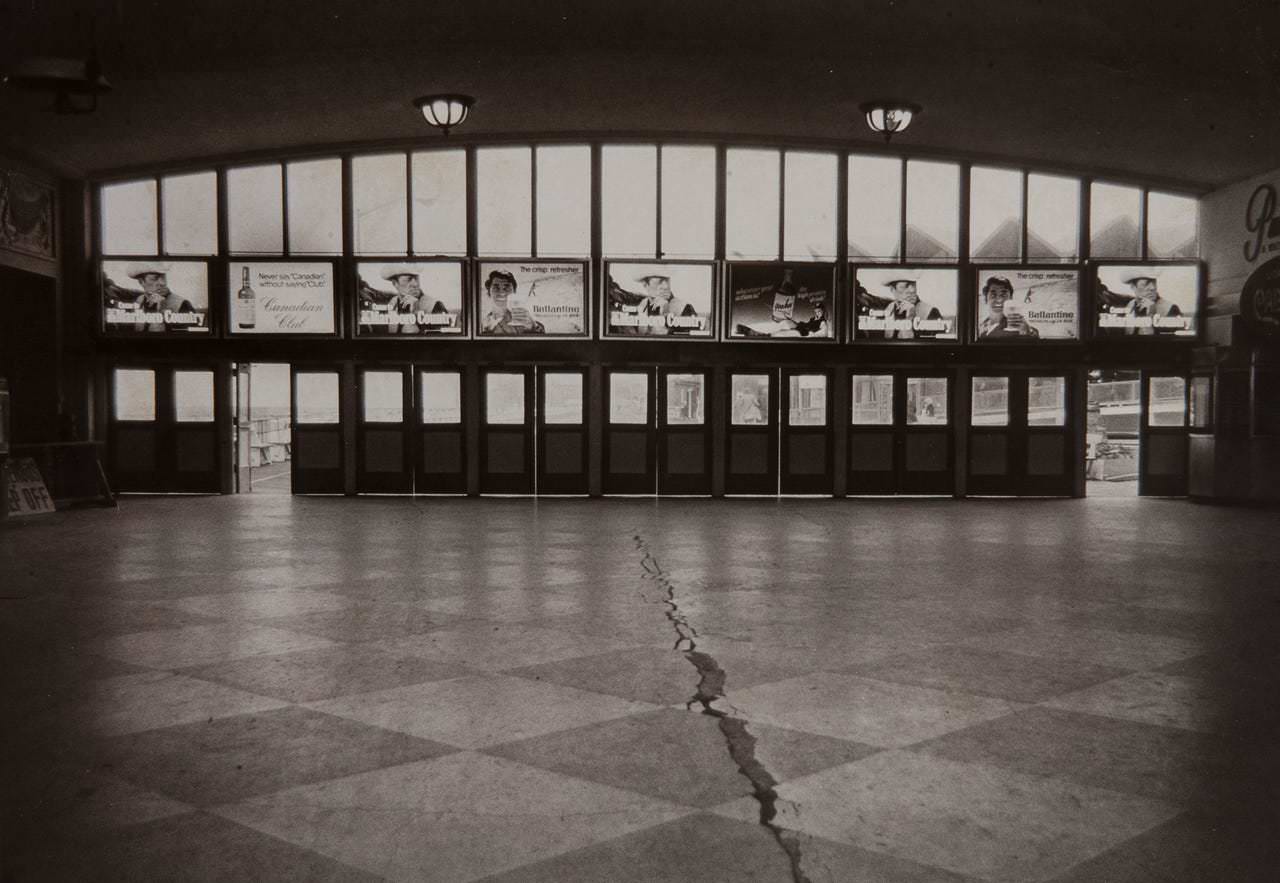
(235, 363, 292, 494)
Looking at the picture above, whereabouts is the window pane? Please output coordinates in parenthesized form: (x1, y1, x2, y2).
(114, 369, 155, 421)
(227, 165, 283, 254)
(1090, 182, 1142, 258)
(1028, 376, 1066, 426)
(731, 375, 770, 425)
(788, 374, 826, 426)
(543, 373, 583, 424)
(286, 158, 342, 255)
(848, 155, 902, 261)
(906, 160, 960, 260)
(783, 151, 837, 261)
(969, 167, 1022, 261)
(1027, 173, 1080, 262)
(609, 373, 649, 424)
(602, 145, 657, 258)
(353, 153, 408, 255)
(296, 373, 339, 424)
(101, 179, 157, 255)
(661, 145, 716, 259)
(421, 372, 462, 423)
(726, 148, 780, 260)
(1147, 192, 1198, 259)
(852, 374, 894, 425)
(536, 145, 590, 257)
(477, 147, 532, 256)
(1189, 376, 1212, 429)
(161, 172, 216, 255)
(906, 377, 948, 425)
(173, 370, 214, 422)
(486, 373, 525, 424)
(666, 374, 705, 425)
(362, 371, 403, 423)
(411, 149, 468, 256)
(972, 377, 1010, 426)
(1149, 376, 1186, 426)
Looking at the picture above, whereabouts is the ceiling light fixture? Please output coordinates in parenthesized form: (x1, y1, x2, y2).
(2, 53, 112, 114)
(413, 94, 474, 136)
(859, 100, 921, 143)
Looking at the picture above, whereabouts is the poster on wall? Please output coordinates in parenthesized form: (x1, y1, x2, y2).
(853, 267, 958, 340)
(228, 262, 336, 335)
(356, 261, 464, 336)
(1095, 264, 1199, 338)
(475, 260, 587, 337)
(101, 260, 211, 334)
(974, 268, 1080, 342)
(604, 262, 715, 338)
(726, 263, 834, 340)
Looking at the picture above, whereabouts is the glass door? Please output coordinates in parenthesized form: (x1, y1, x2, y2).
(658, 369, 711, 495)
(603, 369, 655, 495)
(781, 370, 832, 495)
(109, 365, 222, 493)
(537, 368, 588, 494)
(416, 369, 466, 494)
(967, 373, 1072, 496)
(725, 371, 777, 495)
(480, 368, 534, 494)
(356, 367, 412, 494)
(291, 368, 344, 494)
(1141, 372, 1189, 496)
(1086, 369, 1140, 497)
(848, 373, 897, 494)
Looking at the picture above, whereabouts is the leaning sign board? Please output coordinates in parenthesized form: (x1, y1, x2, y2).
(3, 457, 56, 517)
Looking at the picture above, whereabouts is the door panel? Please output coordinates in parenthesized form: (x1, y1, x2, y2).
(1140, 373, 1189, 496)
(480, 369, 534, 494)
(725, 371, 777, 495)
(603, 369, 655, 495)
(538, 368, 589, 494)
(357, 367, 412, 493)
(291, 368, 345, 494)
(658, 369, 711, 495)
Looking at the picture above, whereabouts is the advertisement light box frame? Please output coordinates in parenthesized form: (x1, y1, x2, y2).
(353, 257, 468, 339)
(225, 260, 341, 339)
(601, 259, 719, 342)
(1090, 260, 1204, 343)
(99, 258, 214, 337)
(473, 259, 592, 340)
(850, 264, 962, 344)
(724, 261, 839, 343)
(970, 266, 1084, 345)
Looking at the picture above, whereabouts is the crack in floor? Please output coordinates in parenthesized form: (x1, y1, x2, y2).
(635, 534, 811, 883)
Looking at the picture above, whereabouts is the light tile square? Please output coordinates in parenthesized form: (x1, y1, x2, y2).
(723, 671, 1021, 747)
(83, 671, 289, 736)
(165, 590, 354, 620)
(375, 622, 652, 671)
(959, 625, 1204, 671)
(216, 752, 690, 883)
(1042, 671, 1223, 732)
(308, 673, 656, 749)
(94, 622, 336, 669)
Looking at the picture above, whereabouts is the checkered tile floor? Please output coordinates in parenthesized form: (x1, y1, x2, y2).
(3, 496, 1279, 881)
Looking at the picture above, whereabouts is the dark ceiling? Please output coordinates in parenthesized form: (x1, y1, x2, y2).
(2, 0, 1278, 188)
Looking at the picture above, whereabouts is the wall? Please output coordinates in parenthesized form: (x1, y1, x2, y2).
(1192, 166, 1280, 502)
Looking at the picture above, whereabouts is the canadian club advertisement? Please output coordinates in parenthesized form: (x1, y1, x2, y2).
(1095, 264, 1199, 338)
(476, 261, 586, 337)
(356, 262, 465, 336)
(228, 262, 336, 335)
(101, 260, 210, 334)
(605, 262, 715, 338)
(974, 268, 1080, 342)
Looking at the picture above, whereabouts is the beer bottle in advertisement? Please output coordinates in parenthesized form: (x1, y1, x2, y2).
(237, 266, 256, 329)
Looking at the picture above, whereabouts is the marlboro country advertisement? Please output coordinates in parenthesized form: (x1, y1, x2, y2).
(854, 268, 959, 341)
(975, 269, 1080, 342)
(357, 262, 464, 336)
(228, 262, 336, 335)
(728, 264, 834, 339)
(101, 261, 210, 334)
(1095, 265, 1198, 338)
(605, 262, 714, 338)
(476, 261, 586, 337)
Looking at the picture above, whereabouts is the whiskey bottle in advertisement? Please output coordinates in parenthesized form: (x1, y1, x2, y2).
(237, 266, 256, 329)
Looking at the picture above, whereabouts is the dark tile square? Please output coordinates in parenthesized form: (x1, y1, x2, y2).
(264, 603, 464, 642)
(184, 644, 472, 702)
(9, 810, 381, 882)
(96, 705, 457, 805)
(486, 707, 877, 808)
(841, 645, 1129, 703)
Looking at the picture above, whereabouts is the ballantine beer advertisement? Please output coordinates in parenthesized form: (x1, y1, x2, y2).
(476, 261, 586, 337)
(101, 260, 210, 334)
(605, 262, 714, 338)
(356, 261, 464, 336)
(974, 269, 1080, 342)
(1095, 264, 1198, 338)
(727, 264, 834, 340)
(228, 262, 336, 335)
(854, 267, 958, 340)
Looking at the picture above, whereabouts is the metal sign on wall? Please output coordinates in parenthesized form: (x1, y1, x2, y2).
(1240, 255, 1280, 341)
